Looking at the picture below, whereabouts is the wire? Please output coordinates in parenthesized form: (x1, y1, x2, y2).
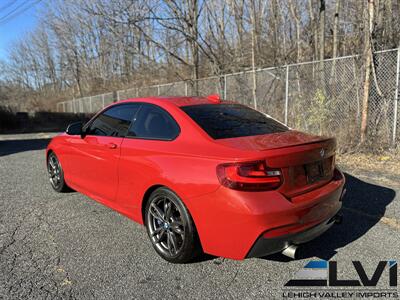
(0, 0, 17, 13)
(0, 0, 30, 21)
(0, 0, 42, 26)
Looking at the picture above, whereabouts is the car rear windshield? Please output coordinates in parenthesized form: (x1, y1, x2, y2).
(181, 104, 288, 139)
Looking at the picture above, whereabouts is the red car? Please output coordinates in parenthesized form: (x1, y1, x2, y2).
(46, 96, 345, 263)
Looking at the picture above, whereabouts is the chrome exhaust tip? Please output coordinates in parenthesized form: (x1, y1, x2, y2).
(282, 245, 297, 259)
(340, 188, 347, 201)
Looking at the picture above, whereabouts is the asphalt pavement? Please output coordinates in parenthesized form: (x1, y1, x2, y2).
(0, 133, 399, 299)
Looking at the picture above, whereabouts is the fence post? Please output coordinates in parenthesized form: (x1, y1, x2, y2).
(224, 75, 227, 99)
(392, 48, 400, 147)
(89, 96, 92, 113)
(185, 82, 188, 96)
(157, 85, 160, 96)
(102, 94, 105, 108)
(284, 65, 289, 125)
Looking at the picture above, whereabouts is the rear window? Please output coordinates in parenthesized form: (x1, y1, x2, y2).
(181, 104, 288, 139)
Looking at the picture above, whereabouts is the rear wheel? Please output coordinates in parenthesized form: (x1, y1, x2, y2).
(47, 152, 70, 192)
(145, 187, 200, 263)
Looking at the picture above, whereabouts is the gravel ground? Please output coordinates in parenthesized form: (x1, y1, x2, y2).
(0, 133, 399, 299)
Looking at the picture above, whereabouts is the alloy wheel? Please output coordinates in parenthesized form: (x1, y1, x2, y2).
(147, 195, 186, 257)
(48, 154, 62, 189)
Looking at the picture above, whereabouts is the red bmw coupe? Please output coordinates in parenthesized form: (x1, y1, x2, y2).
(46, 96, 345, 263)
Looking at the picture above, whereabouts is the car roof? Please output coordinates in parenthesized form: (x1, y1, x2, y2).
(115, 96, 235, 107)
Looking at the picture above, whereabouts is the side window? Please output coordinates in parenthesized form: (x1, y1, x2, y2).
(129, 104, 180, 140)
(87, 104, 140, 137)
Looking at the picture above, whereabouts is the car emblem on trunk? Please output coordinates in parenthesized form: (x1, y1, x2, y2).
(320, 148, 325, 158)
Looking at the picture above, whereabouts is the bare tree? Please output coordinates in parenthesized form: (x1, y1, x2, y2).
(332, 0, 340, 60)
(360, 0, 374, 144)
(308, 0, 319, 60)
(288, 0, 301, 62)
(0, 0, 398, 113)
(330, 0, 340, 79)
(318, 0, 326, 61)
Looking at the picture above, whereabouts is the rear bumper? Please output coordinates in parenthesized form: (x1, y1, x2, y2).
(187, 168, 345, 260)
(246, 212, 341, 258)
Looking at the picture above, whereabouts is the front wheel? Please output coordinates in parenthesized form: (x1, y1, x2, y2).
(145, 187, 201, 263)
(47, 152, 70, 192)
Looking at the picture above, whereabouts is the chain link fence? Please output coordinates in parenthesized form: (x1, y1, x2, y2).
(57, 49, 400, 151)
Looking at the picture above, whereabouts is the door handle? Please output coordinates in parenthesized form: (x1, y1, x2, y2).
(107, 143, 118, 149)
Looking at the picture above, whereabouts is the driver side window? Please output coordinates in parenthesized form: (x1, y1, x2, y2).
(87, 104, 140, 137)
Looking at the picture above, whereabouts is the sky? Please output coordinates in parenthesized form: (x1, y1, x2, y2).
(0, 0, 44, 60)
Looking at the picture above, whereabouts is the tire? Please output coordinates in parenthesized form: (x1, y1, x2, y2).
(145, 187, 201, 263)
(47, 152, 70, 193)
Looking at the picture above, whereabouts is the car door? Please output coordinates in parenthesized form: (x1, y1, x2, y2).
(117, 103, 180, 215)
(67, 103, 141, 203)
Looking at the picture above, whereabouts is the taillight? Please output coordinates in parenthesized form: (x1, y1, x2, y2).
(216, 161, 282, 191)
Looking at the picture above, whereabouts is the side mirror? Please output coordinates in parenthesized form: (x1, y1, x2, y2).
(66, 122, 83, 136)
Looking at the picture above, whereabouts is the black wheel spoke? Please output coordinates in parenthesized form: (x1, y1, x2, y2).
(150, 204, 164, 221)
(151, 226, 163, 236)
(166, 233, 172, 254)
(165, 201, 172, 220)
(168, 232, 178, 254)
(154, 228, 166, 243)
(170, 222, 184, 236)
(49, 158, 56, 169)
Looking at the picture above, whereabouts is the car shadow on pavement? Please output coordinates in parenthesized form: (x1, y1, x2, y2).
(262, 172, 396, 262)
(0, 138, 51, 156)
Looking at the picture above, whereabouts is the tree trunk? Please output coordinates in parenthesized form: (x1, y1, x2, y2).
(190, 0, 199, 95)
(360, 0, 374, 144)
(289, 0, 301, 63)
(250, 0, 257, 109)
(318, 0, 325, 61)
(270, 0, 279, 64)
(386, 0, 393, 44)
(308, 0, 318, 61)
(318, 0, 326, 90)
(330, 0, 340, 80)
(332, 0, 340, 59)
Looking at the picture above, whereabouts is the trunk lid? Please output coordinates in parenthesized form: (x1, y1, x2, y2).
(214, 130, 330, 152)
(215, 130, 337, 198)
